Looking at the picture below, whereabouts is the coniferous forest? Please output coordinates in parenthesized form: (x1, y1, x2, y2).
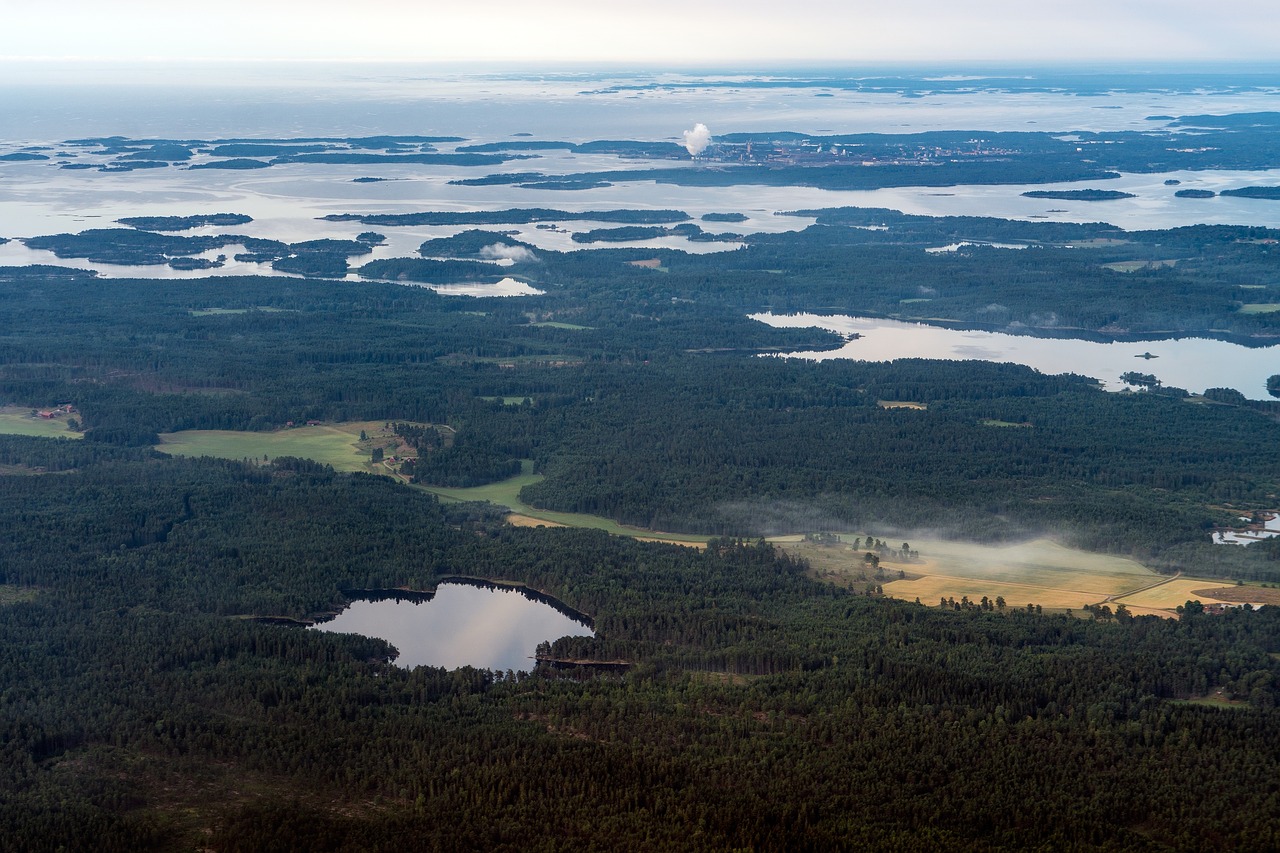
(4, 107, 1280, 849)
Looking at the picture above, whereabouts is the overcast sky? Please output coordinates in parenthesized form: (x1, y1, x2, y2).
(3, 0, 1277, 64)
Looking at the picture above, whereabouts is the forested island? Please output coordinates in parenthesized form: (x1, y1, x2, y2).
(4, 98, 1280, 851)
(7, 111, 1280, 191)
(1021, 189, 1136, 201)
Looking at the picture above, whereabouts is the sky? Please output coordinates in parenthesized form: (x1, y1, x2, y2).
(3, 0, 1279, 65)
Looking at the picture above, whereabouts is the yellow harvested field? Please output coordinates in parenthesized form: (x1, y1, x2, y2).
(1115, 578, 1257, 610)
(783, 535, 1172, 611)
(506, 514, 568, 529)
(890, 538, 1150, 594)
(882, 575, 1101, 609)
(878, 401, 927, 410)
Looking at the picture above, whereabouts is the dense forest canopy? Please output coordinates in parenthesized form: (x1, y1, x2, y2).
(4, 104, 1280, 849)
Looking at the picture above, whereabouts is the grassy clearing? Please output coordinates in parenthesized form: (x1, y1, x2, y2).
(482, 396, 534, 406)
(980, 419, 1032, 428)
(531, 321, 593, 330)
(0, 585, 38, 606)
(157, 421, 399, 473)
(781, 535, 1161, 610)
(1171, 688, 1249, 709)
(878, 401, 927, 410)
(418, 462, 709, 546)
(1239, 303, 1280, 314)
(1101, 259, 1178, 272)
(0, 408, 82, 440)
(188, 307, 295, 316)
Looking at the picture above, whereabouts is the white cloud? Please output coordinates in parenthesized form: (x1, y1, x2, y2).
(681, 123, 712, 156)
(479, 244, 537, 263)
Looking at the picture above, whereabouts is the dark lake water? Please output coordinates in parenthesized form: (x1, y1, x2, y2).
(311, 581, 593, 672)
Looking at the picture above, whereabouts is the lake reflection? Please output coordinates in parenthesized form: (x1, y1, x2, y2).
(753, 313, 1280, 399)
(312, 582, 593, 672)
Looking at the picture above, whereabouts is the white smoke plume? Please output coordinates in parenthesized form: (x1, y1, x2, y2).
(681, 123, 712, 156)
(480, 243, 538, 263)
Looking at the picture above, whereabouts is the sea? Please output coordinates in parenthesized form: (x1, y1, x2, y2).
(2, 61, 1279, 395)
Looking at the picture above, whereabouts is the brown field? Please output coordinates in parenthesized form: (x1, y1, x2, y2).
(1190, 586, 1280, 605)
(506, 513, 568, 529)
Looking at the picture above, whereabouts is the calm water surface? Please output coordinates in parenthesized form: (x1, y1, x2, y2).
(753, 312, 1280, 399)
(311, 582, 593, 672)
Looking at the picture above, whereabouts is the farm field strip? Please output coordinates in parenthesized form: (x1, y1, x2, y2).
(156, 422, 388, 473)
(0, 408, 82, 439)
(1114, 577, 1270, 609)
(779, 535, 1229, 613)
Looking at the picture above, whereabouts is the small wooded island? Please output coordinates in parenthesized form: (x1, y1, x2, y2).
(1021, 189, 1137, 200)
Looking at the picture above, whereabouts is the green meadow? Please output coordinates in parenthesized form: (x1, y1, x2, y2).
(0, 408, 83, 439)
(157, 422, 383, 473)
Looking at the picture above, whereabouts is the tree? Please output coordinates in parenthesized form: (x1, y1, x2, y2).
(1178, 600, 1205, 620)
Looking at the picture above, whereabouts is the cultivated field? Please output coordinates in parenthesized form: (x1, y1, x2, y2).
(1114, 578, 1275, 612)
(1238, 303, 1280, 315)
(157, 421, 408, 474)
(0, 407, 82, 439)
(780, 534, 1185, 612)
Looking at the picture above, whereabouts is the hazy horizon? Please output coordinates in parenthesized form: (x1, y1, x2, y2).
(5, 1, 1278, 65)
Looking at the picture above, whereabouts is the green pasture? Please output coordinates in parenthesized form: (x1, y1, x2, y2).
(157, 422, 381, 473)
(0, 410, 82, 439)
(531, 321, 593, 330)
(1239, 303, 1280, 314)
(188, 307, 294, 316)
